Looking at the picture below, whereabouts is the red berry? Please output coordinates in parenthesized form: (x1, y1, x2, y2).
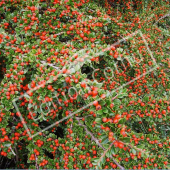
(100, 94, 106, 99)
(69, 25, 74, 31)
(47, 85, 52, 90)
(118, 142, 124, 148)
(70, 148, 74, 152)
(110, 103, 114, 108)
(96, 104, 101, 110)
(93, 101, 98, 106)
(65, 77, 70, 83)
(74, 79, 78, 83)
(81, 82, 86, 88)
(92, 90, 98, 96)
(102, 117, 107, 123)
(162, 110, 166, 114)
(115, 114, 121, 119)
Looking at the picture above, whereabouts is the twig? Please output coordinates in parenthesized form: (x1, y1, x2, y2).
(14, 147, 19, 162)
(9, 146, 16, 156)
(97, 141, 115, 168)
(41, 61, 60, 70)
(70, 121, 73, 130)
(111, 93, 119, 101)
(0, 49, 6, 53)
(35, 154, 39, 169)
(76, 118, 125, 170)
(122, 142, 149, 155)
(155, 13, 170, 24)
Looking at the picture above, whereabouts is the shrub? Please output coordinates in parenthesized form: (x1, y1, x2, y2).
(0, 0, 170, 169)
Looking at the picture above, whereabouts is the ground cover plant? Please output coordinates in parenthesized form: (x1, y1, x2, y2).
(0, 0, 170, 169)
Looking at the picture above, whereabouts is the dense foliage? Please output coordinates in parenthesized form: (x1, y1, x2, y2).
(0, 0, 170, 169)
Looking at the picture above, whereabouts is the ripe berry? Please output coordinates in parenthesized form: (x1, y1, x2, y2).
(162, 110, 166, 114)
(69, 25, 74, 31)
(93, 101, 98, 106)
(96, 104, 101, 110)
(118, 142, 124, 148)
(47, 85, 52, 90)
(74, 79, 78, 83)
(115, 114, 121, 119)
(102, 117, 107, 123)
(100, 94, 106, 99)
(110, 103, 114, 108)
(81, 82, 86, 88)
(65, 77, 70, 83)
(92, 90, 98, 96)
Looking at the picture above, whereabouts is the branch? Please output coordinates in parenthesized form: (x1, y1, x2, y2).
(155, 13, 170, 24)
(0, 49, 6, 53)
(97, 141, 115, 168)
(40, 61, 60, 70)
(122, 142, 149, 155)
(76, 118, 125, 170)
(111, 93, 119, 101)
(35, 154, 39, 169)
(53, 31, 64, 36)
(14, 147, 19, 162)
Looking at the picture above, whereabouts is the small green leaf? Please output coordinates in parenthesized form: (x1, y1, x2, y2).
(103, 108, 108, 113)
(110, 146, 116, 155)
(113, 99, 121, 105)
(131, 148, 136, 154)
(95, 118, 101, 123)
(120, 137, 130, 143)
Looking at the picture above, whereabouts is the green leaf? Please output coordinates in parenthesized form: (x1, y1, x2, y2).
(131, 148, 136, 154)
(77, 95, 81, 102)
(97, 110, 103, 115)
(120, 137, 130, 143)
(103, 144, 109, 149)
(113, 99, 121, 105)
(9, 49, 14, 54)
(118, 93, 128, 98)
(69, 88, 76, 95)
(95, 82, 103, 88)
(89, 16, 93, 19)
(75, 64, 80, 71)
(110, 146, 116, 155)
(106, 149, 111, 157)
(118, 118, 126, 124)
(95, 118, 101, 123)
(102, 137, 109, 145)
(143, 95, 149, 102)
(137, 144, 145, 149)
(103, 108, 108, 113)
(104, 26, 108, 32)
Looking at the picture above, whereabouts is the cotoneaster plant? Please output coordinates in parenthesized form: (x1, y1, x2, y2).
(0, 0, 170, 169)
